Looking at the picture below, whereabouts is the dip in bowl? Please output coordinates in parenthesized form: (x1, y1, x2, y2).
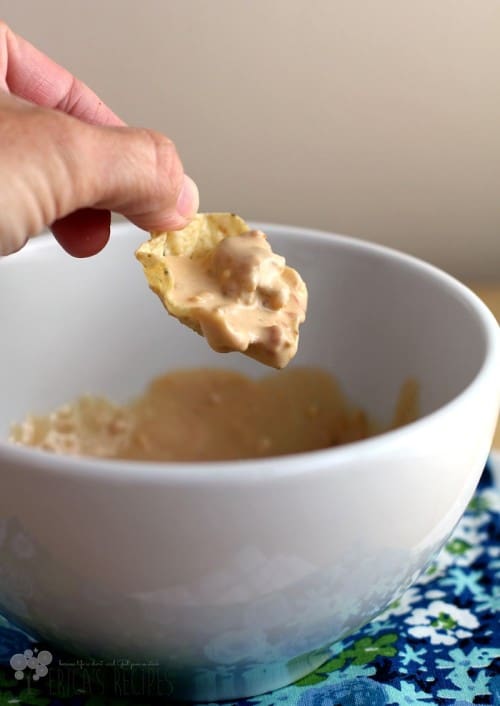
(0, 223, 498, 700)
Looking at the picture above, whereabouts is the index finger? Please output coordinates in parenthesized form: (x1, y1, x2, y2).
(0, 21, 124, 127)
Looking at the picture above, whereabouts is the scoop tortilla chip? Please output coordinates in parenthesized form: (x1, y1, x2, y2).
(135, 213, 250, 335)
(150, 212, 249, 257)
(136, 212, 307, 368)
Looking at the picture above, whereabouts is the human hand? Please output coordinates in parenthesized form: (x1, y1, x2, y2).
(0, 21, 199, 257)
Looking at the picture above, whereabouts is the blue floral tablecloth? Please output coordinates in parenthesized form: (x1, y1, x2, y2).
(0, 461, 498, 706)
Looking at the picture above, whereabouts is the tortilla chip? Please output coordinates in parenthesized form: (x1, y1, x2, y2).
(150, 212, 249, 257)
(135, 213, 249, 333)
(135, 213, 307, 368)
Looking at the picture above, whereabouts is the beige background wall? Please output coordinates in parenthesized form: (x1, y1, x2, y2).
(3, 0, 499, 279)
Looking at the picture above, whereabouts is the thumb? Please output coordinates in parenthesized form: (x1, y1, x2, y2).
(80, 122, 199, 231)
(52, 171, 200, 258)
(52, 121, 199, 256)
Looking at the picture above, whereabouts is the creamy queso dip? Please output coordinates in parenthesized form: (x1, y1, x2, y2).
(137, 228, 307, 369)
(10, 368, 418, 462)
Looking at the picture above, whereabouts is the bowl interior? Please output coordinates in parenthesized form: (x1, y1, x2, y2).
(0, 224, 490, 439)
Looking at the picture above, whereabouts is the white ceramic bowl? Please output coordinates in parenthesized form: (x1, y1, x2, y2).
(0, 224, 498, 701)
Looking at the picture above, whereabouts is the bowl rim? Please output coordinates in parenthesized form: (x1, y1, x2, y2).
(1, 222, 498, 483)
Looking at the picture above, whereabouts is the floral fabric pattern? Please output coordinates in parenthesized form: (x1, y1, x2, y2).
(0, 463, 498, 706)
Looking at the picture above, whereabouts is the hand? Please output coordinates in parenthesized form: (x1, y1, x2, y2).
(0, 21, 199, 257)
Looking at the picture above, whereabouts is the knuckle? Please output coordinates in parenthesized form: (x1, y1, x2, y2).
(139, 128, 184, 203)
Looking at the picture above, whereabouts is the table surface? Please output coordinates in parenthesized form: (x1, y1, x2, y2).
(471, 284, 499, 449)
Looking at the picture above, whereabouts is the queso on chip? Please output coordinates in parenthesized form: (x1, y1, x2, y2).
(135, 213, 308, 369)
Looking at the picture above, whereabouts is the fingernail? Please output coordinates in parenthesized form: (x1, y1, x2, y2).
(176, 175, 199, 219)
